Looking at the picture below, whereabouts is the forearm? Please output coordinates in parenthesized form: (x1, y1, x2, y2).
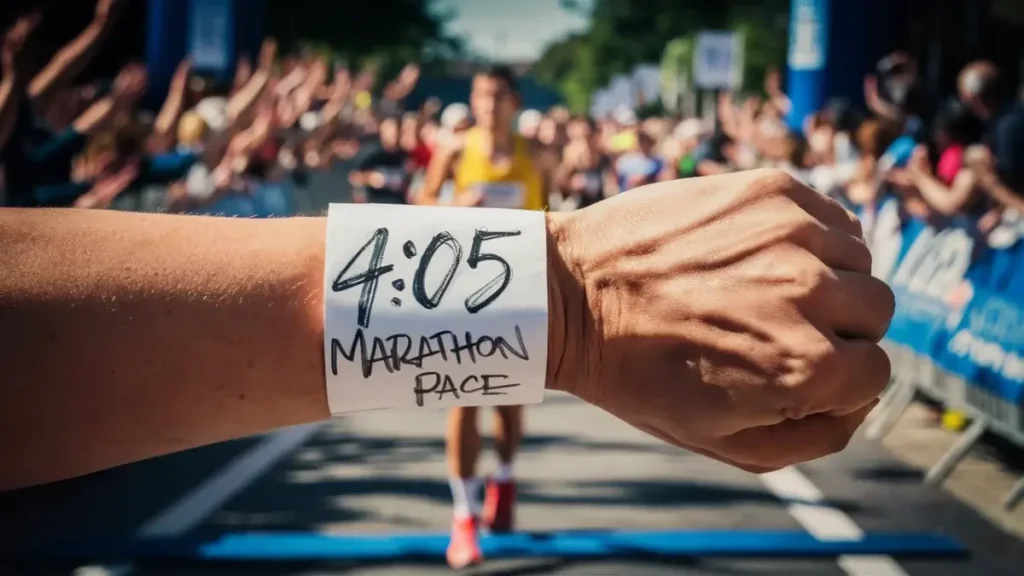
(29, 19, 110, 109)
(0, 72, 19, 151)
(153, 84, 187, 137)
(0, 207, 575, 490)
(983, 178, 1024, 212)
(72, 96, 117, 136)
(912, 171, 970, 216)
(0, 210, 327, 489)
(226, 71, 269, 126)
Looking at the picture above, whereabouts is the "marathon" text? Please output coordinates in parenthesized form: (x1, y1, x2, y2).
(330, 325, 530, 378)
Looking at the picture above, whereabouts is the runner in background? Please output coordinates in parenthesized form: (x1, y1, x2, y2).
(414, 64, 545, 569)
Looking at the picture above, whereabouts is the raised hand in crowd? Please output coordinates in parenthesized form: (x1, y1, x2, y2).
(150, 59, 192, 153)
(95, 0, 130, 22)
(73, 158, 141, 210)
(259, 38, 277, 72)
(0, 13, 41, 151)
(112, 63, 149, 107)
(29, 0, 126, 112)
(763, 67, 790, 115)
(232, 55, 253, 96)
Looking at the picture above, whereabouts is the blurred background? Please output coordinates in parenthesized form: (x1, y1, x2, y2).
(2, 1, 1024, 574)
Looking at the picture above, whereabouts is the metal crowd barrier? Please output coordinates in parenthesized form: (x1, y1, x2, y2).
(863, 198, 1024, 511)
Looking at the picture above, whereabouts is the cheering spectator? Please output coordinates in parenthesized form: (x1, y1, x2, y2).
(958, 60, 1024, 213)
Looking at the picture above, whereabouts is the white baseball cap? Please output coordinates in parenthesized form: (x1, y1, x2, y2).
(517, 109, 543, 134)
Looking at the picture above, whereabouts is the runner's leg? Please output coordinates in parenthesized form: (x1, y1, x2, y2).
(484, 405, 521, 532)
(445, 406, 483, 567)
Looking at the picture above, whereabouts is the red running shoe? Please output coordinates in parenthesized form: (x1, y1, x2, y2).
(482, 479, 516, 533)
(446, 516, 483, 569)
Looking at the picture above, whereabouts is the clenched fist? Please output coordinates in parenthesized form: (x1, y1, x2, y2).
(547, 169, 894, 472)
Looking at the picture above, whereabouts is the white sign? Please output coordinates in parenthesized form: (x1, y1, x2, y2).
(693, 31, 743, 90)
(632, 65, 661, 105)
(188, 0, 232, 72)
(323, 204, 549, 413)
(788, 0, 828, 72)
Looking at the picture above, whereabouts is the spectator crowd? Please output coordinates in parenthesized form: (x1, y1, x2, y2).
(2, 0, 1023, 253)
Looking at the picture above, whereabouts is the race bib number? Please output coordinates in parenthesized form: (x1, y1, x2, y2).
(323, 204, 548, 413)
(478, 182, 525, 209)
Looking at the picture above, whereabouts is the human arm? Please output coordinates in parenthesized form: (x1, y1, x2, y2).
(0, 14, 40, 152)
(413, 137, 463, 205)
(28, 0, 125, 111)
(863, 75, 903, 124)
(0, 170, 893, 489)
(764, 67, 791, 116)
(71, 160, 142, 209)
(891, 167, 978, 216)
(967, 137, 1024, 212)
(152, 60, 192, 143)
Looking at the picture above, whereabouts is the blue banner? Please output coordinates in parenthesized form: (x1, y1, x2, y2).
(187, 0, 236, 80)
(867, 198, 1024, 406)
(786, 0, 829, 130)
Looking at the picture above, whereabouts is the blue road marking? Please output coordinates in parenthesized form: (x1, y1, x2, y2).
(33, 530, 965, 561)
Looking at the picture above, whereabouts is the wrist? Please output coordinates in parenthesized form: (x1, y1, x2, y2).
(545, 211, 587, 395)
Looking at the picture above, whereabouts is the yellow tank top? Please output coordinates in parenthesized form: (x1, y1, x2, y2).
(453, 128, 545, 211)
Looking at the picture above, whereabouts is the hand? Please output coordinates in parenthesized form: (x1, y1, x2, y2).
(94, 0, 127, 23)
(259, 38, 278, 71)
(2, 12, 40, 71)
(113, 63, 148, 105)
(863, 75, 881, 106)
(453, 188, 484, 207)
(625, 173, 647, 189)
(884, 169, 916, 190)
(569, 173, 587, 192)
(977, 207, 1003, 234)
(907, 145, 931, 175)
(764, 67, 781, 95)
(547, 169, 894, 472)
(75, 160, 141, 209)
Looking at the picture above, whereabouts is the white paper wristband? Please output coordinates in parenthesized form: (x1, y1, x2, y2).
(323, 204, 549, 414)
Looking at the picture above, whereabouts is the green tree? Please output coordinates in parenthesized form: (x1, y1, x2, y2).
(536, 0, 789, 111)
(530, 33, 594, 113)
(264, 0, 462, 71)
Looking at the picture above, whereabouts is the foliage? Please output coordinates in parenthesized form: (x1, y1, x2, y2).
(533, 0, 789, 112)
(264, 0, 462, 79)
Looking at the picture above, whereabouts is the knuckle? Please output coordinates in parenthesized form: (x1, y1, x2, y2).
(783, 213, 826, 252)
(794, 262, 833, 299)
(846, 208, 865, 239)
(755, 168, 799, 195)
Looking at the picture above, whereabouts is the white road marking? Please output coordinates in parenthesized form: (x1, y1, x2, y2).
(137, 422, 323, 537)
(761, 467, 910, 576)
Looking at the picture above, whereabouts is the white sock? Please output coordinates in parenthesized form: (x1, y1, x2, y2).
(449, 477, 482, 519)
(493, 462, 514, 482)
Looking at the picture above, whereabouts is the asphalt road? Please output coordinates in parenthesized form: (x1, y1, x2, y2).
(2, 392, 1023, 576)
